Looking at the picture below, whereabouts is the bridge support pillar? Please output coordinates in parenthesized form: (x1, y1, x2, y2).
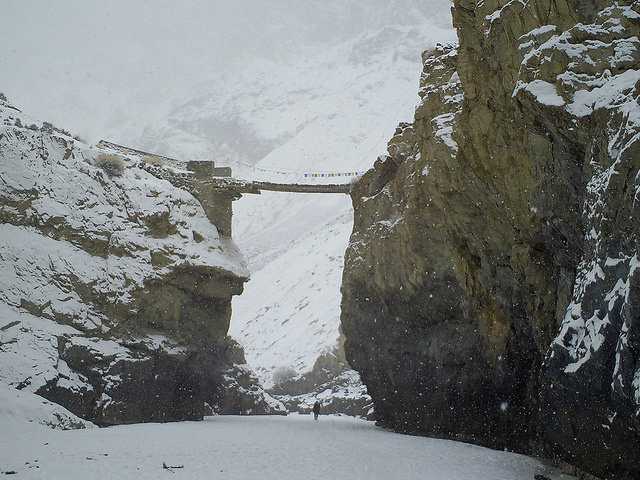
(187, 161, 239, 239)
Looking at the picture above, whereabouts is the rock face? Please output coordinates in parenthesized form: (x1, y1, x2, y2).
(0, 97, 280, 423)
(341, 1, 640, 477)
(268, 347, 373, 417)
(272, 369, 373, 418)
(205, 339, 287, 416)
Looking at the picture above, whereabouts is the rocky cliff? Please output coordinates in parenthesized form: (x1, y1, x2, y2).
(0, 96, 284, 424)
(341, 1, 640, 478)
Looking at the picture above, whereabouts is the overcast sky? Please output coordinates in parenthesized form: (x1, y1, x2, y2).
(1, 0, 452, 141)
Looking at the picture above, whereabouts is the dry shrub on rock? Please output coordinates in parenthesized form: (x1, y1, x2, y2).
(95, 153, 125, 177)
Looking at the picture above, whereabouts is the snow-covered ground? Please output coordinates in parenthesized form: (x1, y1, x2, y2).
(1, 412, 575, 480)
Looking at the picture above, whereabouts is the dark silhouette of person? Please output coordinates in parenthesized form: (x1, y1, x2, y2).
(313, 400, 321, 421)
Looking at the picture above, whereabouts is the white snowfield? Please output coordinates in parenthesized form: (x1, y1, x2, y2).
(0, 413, 575, 480)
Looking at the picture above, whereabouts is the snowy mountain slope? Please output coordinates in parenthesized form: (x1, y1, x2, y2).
(231, 209, 352, 385)
(1, 1, 453, 145)
(136, 25, 454, 171)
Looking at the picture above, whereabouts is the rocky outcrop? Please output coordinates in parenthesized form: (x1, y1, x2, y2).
(204, 338, 287, 415)
(273, 369, 373, 418)
(269, 347, 373, 417)
(341, 1, 640, 478)
(0, 96, 256, 424)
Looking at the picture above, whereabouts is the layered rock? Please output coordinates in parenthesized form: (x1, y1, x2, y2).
(341, 1, 640, 477)
(0, 96, 276, 423)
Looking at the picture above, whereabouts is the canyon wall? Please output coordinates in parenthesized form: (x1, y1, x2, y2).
(0, 96, 284, 424)
(341, 1, 640, 477)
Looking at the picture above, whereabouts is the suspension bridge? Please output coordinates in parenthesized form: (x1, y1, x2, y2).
(97, 140, 359, 195)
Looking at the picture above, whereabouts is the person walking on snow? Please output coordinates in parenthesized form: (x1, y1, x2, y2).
(313, 400, 321, 421)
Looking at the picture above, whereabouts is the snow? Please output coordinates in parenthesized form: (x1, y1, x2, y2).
(633, 368, 640, 405)
(567, 68, 640, 118)
(526, 25, 558, 37)
(230, 211, 353, 386)
(0, 303, 78, 391)
(515, 79, 565, 106)
(563, 311, 610, 374)
(0, 385, 93, 432)
(432, 112, 459, 153)
(0, 414, 574, 480)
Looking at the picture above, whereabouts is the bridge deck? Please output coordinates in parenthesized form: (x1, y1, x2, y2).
(97, 140, 354, 195)
(250, 181, 351, 194)
(201, 177, 351, 194)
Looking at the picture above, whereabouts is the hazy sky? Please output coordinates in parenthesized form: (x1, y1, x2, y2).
(1, 0, 452, 141)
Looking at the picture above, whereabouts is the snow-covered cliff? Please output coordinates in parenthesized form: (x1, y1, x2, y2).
(0, 96, 284, 424)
